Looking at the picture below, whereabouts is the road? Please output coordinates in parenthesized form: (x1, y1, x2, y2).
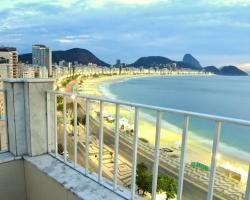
(89, 117, 216, 200)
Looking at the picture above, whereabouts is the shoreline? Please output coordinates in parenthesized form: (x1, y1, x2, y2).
(74, 74, 249, 183)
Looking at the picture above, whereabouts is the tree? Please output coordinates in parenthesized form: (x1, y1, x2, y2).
(58, 143, 64, 155)
(136, 162, 177, 199)
(77, 115, 86, 126)
(110, 151, 113, 160)
(136, 163, 152, 195)
(57, 95, 63, 111)
(157, 174, 177, 200)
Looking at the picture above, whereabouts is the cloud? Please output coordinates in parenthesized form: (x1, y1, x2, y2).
(0, 0, 78, 10)
(236, 63, 250, 70)
(202, 0, 250, 6)
(0, 0, 167, 11)
(84, 0, 167, 8)
(0, 0, 250, 65)
(56, 34, 91, 43)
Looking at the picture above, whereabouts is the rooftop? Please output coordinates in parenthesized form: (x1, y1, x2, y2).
(32, 44, 48, 48)
(0, 47, 17, 52)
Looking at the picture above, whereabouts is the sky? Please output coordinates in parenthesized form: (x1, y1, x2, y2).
(0, 0, 250, 69)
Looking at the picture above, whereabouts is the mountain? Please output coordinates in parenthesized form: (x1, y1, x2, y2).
(19, 53, 32, 64)
(19, 48, 248, 76)
(131, 55, 247, 75)
(176, 61, 202, 70)
(19, 48, 110, 66)
(131, 56, 173, 68)
(130, 56, 201, 70)
(203, 66, 221, 74)
(183, 54, 202, 70)
(203, 65, 247, 76)
(220, 65, 248, 76)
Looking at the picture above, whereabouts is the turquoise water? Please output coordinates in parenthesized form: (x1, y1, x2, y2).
(100, 75, 250, 161)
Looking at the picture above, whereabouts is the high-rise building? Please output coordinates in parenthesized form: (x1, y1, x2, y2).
(21, 65, 35, 78)
(0, 47, 18, 78)
(37, 66, 48, 78)
(0, 57, 10, 78)
(32, 44, 52, 77)
(116, 59, 121, 66)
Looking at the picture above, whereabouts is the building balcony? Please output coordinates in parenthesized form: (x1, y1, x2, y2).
(0, 79, 250, 200)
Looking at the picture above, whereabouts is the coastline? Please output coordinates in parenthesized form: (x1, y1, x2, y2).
(75, 74, 249, 183)
(77, 74, 161, 97)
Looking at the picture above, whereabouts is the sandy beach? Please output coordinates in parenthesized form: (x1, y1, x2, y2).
(66, 74, 249, 184)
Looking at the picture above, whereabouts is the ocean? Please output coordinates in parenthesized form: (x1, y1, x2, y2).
(99, 75, 250, 162)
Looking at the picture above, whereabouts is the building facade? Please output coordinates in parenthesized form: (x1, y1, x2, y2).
(0, 57, 10, 78)
(0, 47, 18, 78)
(32, 44, 52, 77)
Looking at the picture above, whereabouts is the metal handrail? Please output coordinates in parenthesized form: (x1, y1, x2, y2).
(46, 89, 250, 200)
(47, 90, 250, 127)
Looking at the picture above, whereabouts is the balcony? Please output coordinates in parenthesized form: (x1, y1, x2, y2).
(0, 78, 250, 200)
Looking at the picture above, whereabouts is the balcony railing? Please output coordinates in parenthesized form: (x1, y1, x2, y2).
(47, 90, 250, 200)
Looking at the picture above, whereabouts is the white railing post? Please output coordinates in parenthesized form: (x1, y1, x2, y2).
(244, 165, 250, 200)
(63, 96, 67, 162)
(73, 96, 78, 167)
(113, 103, 120, 190)
(85, 99, 90, 174)
(151, 111, 162, 200)
(54, 94, 58, 157)
(98, 101, 104, 182)
(177, 115, 190, 200)
(207, 121, 221, 200)
(131, 107, 139, 200)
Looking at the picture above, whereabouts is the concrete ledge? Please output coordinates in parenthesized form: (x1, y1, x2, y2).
(24, 154, 126, 200)
(0, 152, 21, 164)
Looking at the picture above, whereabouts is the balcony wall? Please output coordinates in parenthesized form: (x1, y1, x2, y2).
(0, 153, 74, 200)
(0, 152, 124, 200)
(0, 155, 26, 200)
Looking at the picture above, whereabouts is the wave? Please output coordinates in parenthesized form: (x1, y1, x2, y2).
(98, 76, 148, 100)
(125, 106, 250, 163)
(139, 110, 183, 134)
(99, 82, 118, 100)
(140, 110, 250, 162)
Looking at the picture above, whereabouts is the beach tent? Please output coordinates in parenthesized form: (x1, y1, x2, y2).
(191, 162, 210, 171)
(95, 110, 110, 118)
(219, 162, 248, 183)
(174, 141, 182, 149)
(103, 111, 110, 118)
(119, 117, 129, 126)
(106, 116, 115, 123)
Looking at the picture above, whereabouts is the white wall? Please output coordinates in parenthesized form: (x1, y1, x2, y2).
(0, 159, 27, 200)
